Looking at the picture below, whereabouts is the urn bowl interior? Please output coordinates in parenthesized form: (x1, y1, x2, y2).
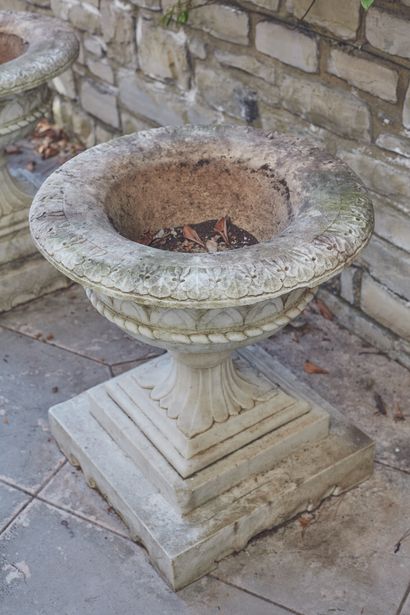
(105, 157, 294, 244)
(0, 32, 26, 65)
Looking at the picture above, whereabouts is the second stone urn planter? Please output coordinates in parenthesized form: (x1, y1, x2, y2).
(30, 126, 374, 589)
(0, 11, 78, 311)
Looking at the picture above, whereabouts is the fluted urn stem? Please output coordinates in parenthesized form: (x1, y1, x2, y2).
(134, 350, 275, 439)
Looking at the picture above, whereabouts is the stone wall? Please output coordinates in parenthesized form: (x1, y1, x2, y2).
(5, 0, 410, 367)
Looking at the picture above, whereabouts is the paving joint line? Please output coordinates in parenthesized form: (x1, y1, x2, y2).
(375, 460, 410, 476)
(396, 579, 410, 615)
(0, 323, 111, 368)
(209, 574, 307, 615)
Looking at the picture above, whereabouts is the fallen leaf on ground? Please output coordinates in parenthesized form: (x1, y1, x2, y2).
(26, 160, 36, 172)
(304, 360, 329, 375)
(393, 402, 405, 422)
(2, 415, 9, 424)
(314, 298, 333, 320)
(46, 334, 54, 341)
(5, 144, 22, 155)
(374, 392, 387, 416)
(214, 216, 231, 245)
(182, 225, 205, 248)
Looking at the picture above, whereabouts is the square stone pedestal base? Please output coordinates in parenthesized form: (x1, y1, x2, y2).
(49, 345, 374, 590)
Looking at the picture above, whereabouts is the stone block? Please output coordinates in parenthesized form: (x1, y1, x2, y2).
(188, 4, 249, 45)
(188, 37, 207, 60)
(370, 191, 410, 253)
(281, 76, 371, 141)
(361, 274, 410, 341)
(359, 235, 410, 301)
(376, 133, 410, 159)
(340, 266, 360, 305)
(328, 49, 398, 103)
(256, 21, 318, 73)
(137, 16, 190, 90)
(215, 49, 276, 84)
(83, 34, 106, 57)
(52, 69, 77, 100)
(121, 111, 158, 134)
(100, 0, 135, 65)
(195, 64, 263, 123)
(249, 0, 279, 9)
(86, 58, 114, 84)
(286, 0, 360, 40)
(69, 2, 101, 34)
(403, 84, 410, 129)
(339, 149, 410, 201)
(80, 80, 119, 128)
(366, 8, 410, 59)
(119, 70, 186, 126)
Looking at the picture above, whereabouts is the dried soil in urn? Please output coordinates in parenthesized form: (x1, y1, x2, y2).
(138, 217, 259, 253)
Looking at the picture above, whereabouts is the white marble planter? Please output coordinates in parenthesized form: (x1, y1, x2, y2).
(30, 126, 374, 589)
(0, 11, 78, 311)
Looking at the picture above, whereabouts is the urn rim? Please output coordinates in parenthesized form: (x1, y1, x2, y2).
(0, 11, 79, 96)
(29, 125, 374, 309)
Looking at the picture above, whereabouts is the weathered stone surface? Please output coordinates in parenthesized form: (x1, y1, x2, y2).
(100, 0, 135, 65)
(83, 33, 106, 57)
(188, 4, 249, 45)
(137, 16, 190, 89)
(328, 49, 398, 103)
(121, 111, 158, 133)
(249, 0, 279, 9)
(0, 284, 161, 366)
(340, 266, 360, 305)
(195, 64, 261, 121)
(366, 8, 410, 59)
(0, 499, 290, 615)
(370, 191, 410, 253)
(281, 76, 371, 141)
(119, 70, 186, 125)
(0, 483, 30, 534)
(86, 57, 114, 84)
(359, 235, 410, 301)
(361, 274, 410, 341)
(69, 2, 101, 34)
(286, 0, 360, 40)
(376, 133, 410, 159)
(80, 79, 119, 128)
(215, 465, 410, 615)
(0, 326, 108, 491)
(256, 21, 318, 73)
(52, 69, 77, 100)
(403, 84, 410, 129)
(339, 149, 410, 201)
(215, 49, 276, 84)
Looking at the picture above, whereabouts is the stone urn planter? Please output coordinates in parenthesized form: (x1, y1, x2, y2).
(30, 125, 374, 589)
(0, 11, 78, 311)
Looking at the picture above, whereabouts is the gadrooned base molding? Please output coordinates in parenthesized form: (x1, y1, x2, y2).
(49, 345, 374, 590)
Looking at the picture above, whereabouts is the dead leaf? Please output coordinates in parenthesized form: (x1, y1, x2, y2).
(4, 144, 22, 155)
(2, 415, 9, 424)
(46, 334, 54, 341)
(214, 216, 231, 245)
(51, 386, 59, 394)
(304, 360, 329, 375)
(26, 160, 36, 172)
(393, 402, 405, 422)
(315, 298, 333, 320)
(374, 392, 387, 416)
(182, 225, 205, 248)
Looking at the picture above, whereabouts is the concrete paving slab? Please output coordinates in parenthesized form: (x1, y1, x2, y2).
(0, 482, 30, 533)
(262, 303, 410, 473)
(39, 463, 129, 537)
(0, 327, 109, 492)
(0, 285, 162, 366)
(215, 464, 410, 615)
(0, 499, 293, 615)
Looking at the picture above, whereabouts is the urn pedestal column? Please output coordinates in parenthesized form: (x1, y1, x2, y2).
(0, 12, 79, 311)
(30, 126, 375, 590)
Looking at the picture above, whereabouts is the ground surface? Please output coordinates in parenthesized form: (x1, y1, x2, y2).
(0, 285, 409, 615)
